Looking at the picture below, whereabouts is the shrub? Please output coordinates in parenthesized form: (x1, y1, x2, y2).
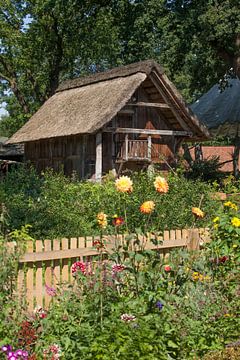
(0, 168, 218, 239)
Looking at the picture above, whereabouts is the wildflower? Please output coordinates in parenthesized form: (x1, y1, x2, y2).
(45, 284, 57, 297)
(233, 244, 238, 248)
(210, 256, 228, 265)
(231, 217, 240, 227)
(93, 239, 105, 250)
(121, 314, 136, 322)
(164, 265, 171, 272)
(140, 200, 155, 214)
(8, 354, 17, 360)
(192, 207, 204, 218)
(224, 201, 238, 211)
(154, 176, 169, 193)
(112, 264, 126, 274)
(43, 344, 61, 359)
(15, 349, 24, 357)
(97, 212, 108, 229)
(34, 306, 47, 319)
(115, 176, 133, 193)
(112, 215, 124, 226)
(213, 216, 220, 223)
(156, 301, 164, 310)
(1, 345, 12, 353)
(71, 261, 87, 276)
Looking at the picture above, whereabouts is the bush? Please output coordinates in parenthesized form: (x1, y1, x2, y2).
(0, 224, 31, 347)
(0, 167, 218, 239)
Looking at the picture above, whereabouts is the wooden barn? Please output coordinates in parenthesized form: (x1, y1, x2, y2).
(8, 60, 210, 180)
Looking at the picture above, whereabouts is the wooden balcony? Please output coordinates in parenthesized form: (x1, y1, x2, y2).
(116, 137, 151, 162)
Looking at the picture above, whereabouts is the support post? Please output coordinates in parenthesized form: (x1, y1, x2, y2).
(95, 132, 102, 182)
(125, 134, 128, 161)
(147, 135, 151, 160)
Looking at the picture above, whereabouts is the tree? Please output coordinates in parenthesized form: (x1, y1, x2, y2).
(0, 0, 239, 136)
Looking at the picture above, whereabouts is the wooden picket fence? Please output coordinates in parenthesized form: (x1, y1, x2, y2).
(14, 228, 210, 311)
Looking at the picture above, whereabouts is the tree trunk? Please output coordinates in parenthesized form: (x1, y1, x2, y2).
(233, 137, 240, 179)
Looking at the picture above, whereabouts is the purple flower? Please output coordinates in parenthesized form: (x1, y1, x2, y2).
(45, 284, 57, 297)
(156, 301, 164, 310)
(22, 351, 28, 358)
(7, 353, 16, 360)
(1, 345, 12, 353)
(15, 349, 23, 356)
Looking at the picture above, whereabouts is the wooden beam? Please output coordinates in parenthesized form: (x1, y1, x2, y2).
(95, 132, 102, 182)
(149, 73, 192, 133)
(103, 127, 192, 137)
(127, 101, 170, 109)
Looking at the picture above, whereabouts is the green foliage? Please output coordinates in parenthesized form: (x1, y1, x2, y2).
(185, 156, 224, 182)
(0, 167, 219, 239)
(32, 237, 239, 359)
(0, 222, 31, 347)
(1, 174, 239, 358)
(207, 200, 240, 258)
(1, 0, 240, 135)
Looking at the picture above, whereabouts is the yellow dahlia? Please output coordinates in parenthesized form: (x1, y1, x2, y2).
(97, 212, 108, 229)
(192, 207, 205, 218)
(140, 200, 155, 214)
(115, 176, 133, 193)
(224, 201, 238, 211)
(231, 217, 240, 227)
(154, 176, 169, 193)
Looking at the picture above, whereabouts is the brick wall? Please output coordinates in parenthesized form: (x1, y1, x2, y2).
(189, 146, 240, 172)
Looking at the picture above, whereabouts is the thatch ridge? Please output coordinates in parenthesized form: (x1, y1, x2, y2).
(57, 60, 164, 92)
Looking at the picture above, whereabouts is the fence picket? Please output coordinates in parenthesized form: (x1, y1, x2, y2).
(44, 239, 52, 308)
(26, 241, 34, 311)
(61, 238, 69, 283)
(53, 239, 61, 287)
(12, 228, 208, 310)
(70, 238, 78, 283)
(35, 240, 43, 308)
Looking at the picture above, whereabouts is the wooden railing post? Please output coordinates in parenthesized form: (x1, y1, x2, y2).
(148, 136, 151, 160)
(125, 134, 128, 161)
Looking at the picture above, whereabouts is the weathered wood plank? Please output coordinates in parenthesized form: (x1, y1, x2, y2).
(61, 238, 69, 283)
(95, 132, 102, 181)
(26, 241, 34, 311)
(35, 240, 43, 307)
(104, 127, 191, 136)
(44, 239, 52, 308)
(127, 101, 170, 109)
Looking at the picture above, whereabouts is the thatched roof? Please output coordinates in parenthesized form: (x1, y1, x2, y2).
(8, 60, 209, 144)
(191, 78, 240, 137)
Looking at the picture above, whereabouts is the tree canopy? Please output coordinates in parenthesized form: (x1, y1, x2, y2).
(0, 0, 239, 136)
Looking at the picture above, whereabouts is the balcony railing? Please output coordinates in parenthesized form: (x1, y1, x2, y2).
(116, 137, 151, 161)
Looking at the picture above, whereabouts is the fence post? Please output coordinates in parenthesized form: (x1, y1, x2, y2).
(187, 228, 200, 250)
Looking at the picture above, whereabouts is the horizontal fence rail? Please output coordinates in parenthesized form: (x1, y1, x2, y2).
(10, 228, 210, 311)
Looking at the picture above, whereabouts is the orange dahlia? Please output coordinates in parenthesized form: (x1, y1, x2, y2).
(140, 200, 155, 214)
(192, 207, 204, 218)
(154, 176, 169, 193)
(115, 176, 133, 193)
